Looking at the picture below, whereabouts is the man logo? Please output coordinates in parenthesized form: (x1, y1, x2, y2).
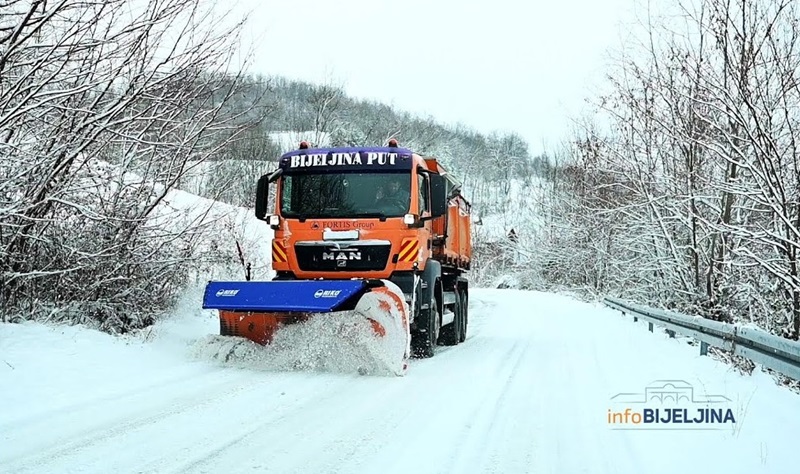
(322, 250, 362, 261)
(314, 289, 342, 298)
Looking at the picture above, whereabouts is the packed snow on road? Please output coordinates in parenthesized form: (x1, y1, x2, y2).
(1, 288, 798, 474)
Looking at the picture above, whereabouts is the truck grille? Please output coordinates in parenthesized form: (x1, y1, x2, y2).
(295, 243, 391, 271)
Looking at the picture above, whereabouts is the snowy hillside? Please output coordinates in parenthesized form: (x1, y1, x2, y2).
(175, 131, 332, 200)
(82, 157, 275, 283)
(471, 176, 549, 244)
(156, 186, 274, 282)
(466, 175, 555, 289)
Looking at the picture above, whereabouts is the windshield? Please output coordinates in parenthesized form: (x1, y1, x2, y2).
(280, 172, 411, 218)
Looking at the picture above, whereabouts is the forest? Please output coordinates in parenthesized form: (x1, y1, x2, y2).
(529, 0, 800, 343)
(0, 0, 533, 332)
(3, 0, 798, 348)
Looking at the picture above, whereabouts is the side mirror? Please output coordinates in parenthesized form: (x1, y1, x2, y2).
(255, 173, 270, 221)
(430, 173, 447, 218)
(448, 184, 462, 199)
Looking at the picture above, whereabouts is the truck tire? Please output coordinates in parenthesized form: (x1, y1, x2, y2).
(459, 288, 468, 343)
(411, 283, 440, 358)
(440, 288, 461, 346)
(414, 294, 440, 358)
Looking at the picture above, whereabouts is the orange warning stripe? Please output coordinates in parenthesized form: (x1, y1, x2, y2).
(398, 239, 419, 262)
(272, 240, 288, 263)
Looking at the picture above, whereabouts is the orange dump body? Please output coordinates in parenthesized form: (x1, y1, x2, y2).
(425, 158, 472, 270)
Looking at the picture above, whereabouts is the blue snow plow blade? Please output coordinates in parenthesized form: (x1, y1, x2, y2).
(202, 279, 373, 313)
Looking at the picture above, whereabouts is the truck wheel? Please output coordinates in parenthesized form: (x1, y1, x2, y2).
(412, 290, 439, 358)
(416, 294, 440, 357)
(459, 289, 468, 343)
(440, 288, 461, 346)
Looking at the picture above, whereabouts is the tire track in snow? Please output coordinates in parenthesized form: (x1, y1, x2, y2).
(1, 370, 272, 473)
(313, 319, 528, 474)
(161, 312, 516, 474)
(170, 355, 469, 473)
(164, 375, 407, 474)
(441, 315, 538, 474)
(451, 349, 531, 471)
(522, 299, 647, 474)
(234, 312, 533, 474)
(587, 339, 646, 473)
(2, 366, 212, 431)
(325, 336, 531, 474)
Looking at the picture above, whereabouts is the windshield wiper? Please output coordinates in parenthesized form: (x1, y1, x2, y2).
(351, 212, 387, 221)
(281, 212, 310, 221)
(283, 211, 388, 222)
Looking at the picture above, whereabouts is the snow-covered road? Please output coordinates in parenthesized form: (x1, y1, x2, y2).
(1, 289, 798, 473)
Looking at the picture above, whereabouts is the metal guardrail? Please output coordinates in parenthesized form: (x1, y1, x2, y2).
(603, 297, 800, 381)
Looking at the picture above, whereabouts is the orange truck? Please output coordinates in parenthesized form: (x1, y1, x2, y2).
(202, 140, 471, 374)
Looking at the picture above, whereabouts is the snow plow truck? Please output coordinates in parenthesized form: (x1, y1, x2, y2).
(202, 139, 471, 375)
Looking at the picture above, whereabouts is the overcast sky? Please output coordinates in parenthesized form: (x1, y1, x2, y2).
(227, 0, 639, 156)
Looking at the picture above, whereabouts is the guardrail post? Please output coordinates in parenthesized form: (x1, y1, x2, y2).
(648, 322, 653, 332)
(700, 341, 708, 356)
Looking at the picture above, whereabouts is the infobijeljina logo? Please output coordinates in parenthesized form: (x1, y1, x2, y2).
(608, 380, 736, 430)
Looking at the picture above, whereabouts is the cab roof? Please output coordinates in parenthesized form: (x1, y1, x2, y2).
(279, 146, 414, 160)
(278, 146, 421, 174)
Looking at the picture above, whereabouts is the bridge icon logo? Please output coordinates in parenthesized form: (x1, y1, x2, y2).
(611, 379, 731, 404)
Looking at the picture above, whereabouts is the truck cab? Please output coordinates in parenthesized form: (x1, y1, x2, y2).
(256, 142, 448, 281)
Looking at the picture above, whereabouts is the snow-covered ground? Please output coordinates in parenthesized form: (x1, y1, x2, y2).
(1, 288, 798, 474)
